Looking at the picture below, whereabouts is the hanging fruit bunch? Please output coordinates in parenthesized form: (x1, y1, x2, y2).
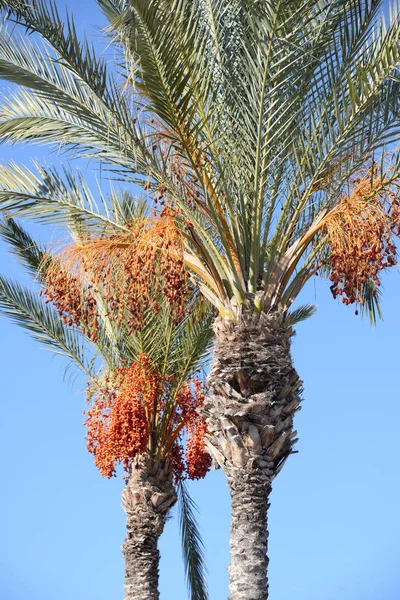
(42, 211, 191, 339)
(41, 254, 100, 339)
(323, 169, 400, 307)
(84, 354, 211, 481)
(167, 377, 212, 481)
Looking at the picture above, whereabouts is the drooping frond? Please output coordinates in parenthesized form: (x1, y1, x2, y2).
(360, 279, 383, 325)
(177, 480, 208, 600)
(0, 28, 127, 160)
(167, 297, 215, 379)
(0, 0, 138, 131)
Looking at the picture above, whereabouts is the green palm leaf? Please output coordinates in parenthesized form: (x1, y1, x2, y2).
(0, 162, 129, 230)
(0, 275, 94, 376)
(285, 304, 317, 327)
(0, 217, 46, 277)
(178, 480, 208, 600)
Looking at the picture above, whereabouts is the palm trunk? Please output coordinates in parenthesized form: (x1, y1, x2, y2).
(201, 309, 302, 600)
(121, 457, 177, 600)
(227, 466, 271, 599)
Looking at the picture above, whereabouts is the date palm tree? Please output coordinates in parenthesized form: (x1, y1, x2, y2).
(0, 1, 399, 598)
(0, 210, 214, 600)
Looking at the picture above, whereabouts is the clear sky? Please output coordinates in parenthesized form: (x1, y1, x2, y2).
(0, 3, 399, 600)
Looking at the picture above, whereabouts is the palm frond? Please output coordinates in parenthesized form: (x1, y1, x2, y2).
(274, 2, 400, 255)
(1, 0, 111, 103)
(360, 280, 383, 325)
(0, 13, 152, 171)
(0, 275, 94, 376)
(97, 0, 129, 22)
(0, 217, 46, 277)
(0, 161, 127, 230)
(168, 298, 214, 379)
(285, 304, 317, 327)
(177, 480, 208, 600)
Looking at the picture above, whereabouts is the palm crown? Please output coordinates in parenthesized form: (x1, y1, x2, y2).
(0, 0, 399, 323)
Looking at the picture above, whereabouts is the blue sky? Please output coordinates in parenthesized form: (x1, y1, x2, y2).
(0, 2, 400, 600)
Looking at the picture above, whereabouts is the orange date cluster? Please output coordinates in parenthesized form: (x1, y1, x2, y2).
(84, 355, 211, 481)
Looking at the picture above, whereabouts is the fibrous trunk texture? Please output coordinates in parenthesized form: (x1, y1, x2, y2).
(121, 457, 177, 600)
(201, 310, 302, 600)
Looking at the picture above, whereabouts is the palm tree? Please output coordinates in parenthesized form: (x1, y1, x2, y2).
(0, 1, 399, 598)
(0, 212, 214, 600)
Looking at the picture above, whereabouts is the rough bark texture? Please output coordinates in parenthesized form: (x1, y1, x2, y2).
(121, 457, 177, 600)
(227, 466, 271, 599)
(201, 309, 302, 600)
